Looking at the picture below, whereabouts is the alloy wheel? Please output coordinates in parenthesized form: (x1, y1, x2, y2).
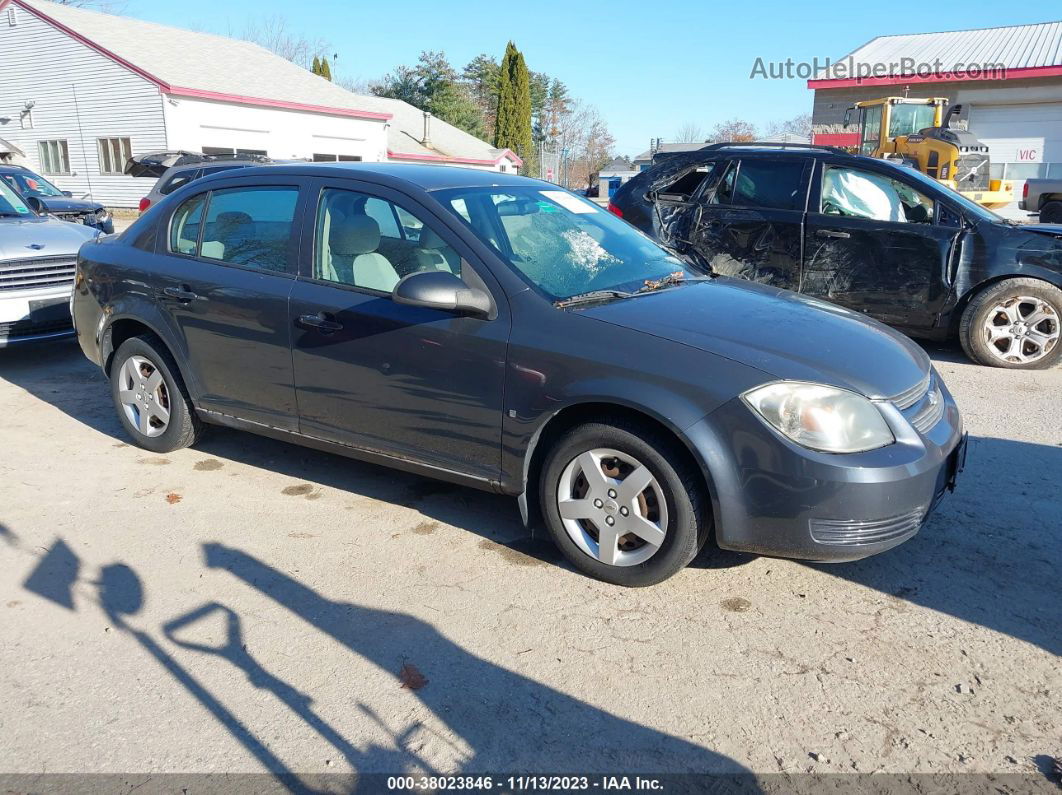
(556, 448, 668, 567)
(981, 295, 1059, 365)
(117, 355, 171, 437)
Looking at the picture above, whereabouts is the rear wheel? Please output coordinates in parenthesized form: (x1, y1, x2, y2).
(110, 335, 202, 452)
(540, 420, 708, 586)
(959, 278, 1062, 369)
(1038, 200, 1062, 225)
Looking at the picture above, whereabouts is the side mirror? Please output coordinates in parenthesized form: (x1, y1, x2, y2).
(392, 270, 492, 318)
(62, 190, 73, 197)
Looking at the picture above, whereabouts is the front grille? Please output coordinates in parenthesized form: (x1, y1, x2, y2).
(889, 373, 931, 411)
(953, 153, 991, 191)
(0, 256, 77, 291)
(809, 507, 926, 546)
(909, 383, 946, 434)
(0, 318, 72, 338)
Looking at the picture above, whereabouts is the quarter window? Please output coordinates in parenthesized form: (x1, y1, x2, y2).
(169, 193, 206, 255)
(730, 160, 807, 211)
(97, 137, 132, 175)
(37, 140, 70, 175)
(821, 166, 935, 224)
(313, 188, 461, 293)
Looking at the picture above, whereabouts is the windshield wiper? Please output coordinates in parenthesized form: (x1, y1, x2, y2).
(554, 289, 634, 308)
(636, 271, 711, 294)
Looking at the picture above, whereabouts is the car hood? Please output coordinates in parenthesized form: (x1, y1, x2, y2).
(1021, 223, 1062, 241)
(578, 277, 931, 400)
(0, 215, 99, 259)
(35, 196, 103, 214)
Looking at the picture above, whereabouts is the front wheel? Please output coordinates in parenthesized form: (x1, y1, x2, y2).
(959, 278, 1062, 369)
(1038, 200, 1062, 225)
(539, 421, 708, 586)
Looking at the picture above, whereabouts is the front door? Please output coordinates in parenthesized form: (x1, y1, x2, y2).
(154, 180, 304, 429)
(688, 157, 811, 292)
(288, 180, 509, 481)
(803, 162, 960, 328)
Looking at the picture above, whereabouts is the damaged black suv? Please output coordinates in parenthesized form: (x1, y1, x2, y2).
(610, 143, 1062, 369)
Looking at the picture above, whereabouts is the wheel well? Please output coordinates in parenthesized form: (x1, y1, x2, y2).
(1040, 195, 1062, 207)
(523, 402, 714, 532)
(103, 319, 164, 376)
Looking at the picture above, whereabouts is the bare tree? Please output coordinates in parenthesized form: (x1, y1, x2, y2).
(54, 0, 127, 10)
(551, 100, 616, 189)
(334, 74, 373, 96)
(673, 122, 706, 143)
(764, 113, 812, 139)
(710, 118, 758, 142)
(239, 15, 329, 70)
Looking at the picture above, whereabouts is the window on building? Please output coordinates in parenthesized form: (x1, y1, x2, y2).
(37, 140, 70, 175)
(311, 153, 362, 162)
(98, 137, 132, 175)
(202, 147, 269, 157)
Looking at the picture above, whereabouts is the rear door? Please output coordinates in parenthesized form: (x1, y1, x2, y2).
(687, 156, 811, 291)
(647, 163, 718, 248)
(288, 178, 510, 481)
(153, 176, 307, 429)
(802, 160, 961, 328)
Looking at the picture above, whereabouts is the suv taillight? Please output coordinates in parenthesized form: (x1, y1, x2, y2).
(1022, 182, 1029, 200)
(138, 197, 151, 212)
(607, 202, 622, 218)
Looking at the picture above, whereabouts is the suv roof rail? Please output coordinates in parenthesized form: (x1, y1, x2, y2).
(699, 141, 850, 155)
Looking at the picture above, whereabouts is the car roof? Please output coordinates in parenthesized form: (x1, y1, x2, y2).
(217, 162, 539, 192)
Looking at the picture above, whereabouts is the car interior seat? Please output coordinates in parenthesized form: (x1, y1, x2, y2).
(414, 226, 459, 273)
(328, 214, 400, 292)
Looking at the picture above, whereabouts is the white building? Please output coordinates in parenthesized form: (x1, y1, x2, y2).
(0, 0, 520, 207)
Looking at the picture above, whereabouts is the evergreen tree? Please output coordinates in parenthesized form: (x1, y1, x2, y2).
(494, 42, 518, 151)
(320, 57, 332, 81)
(311, 55, 321, 76)
(512, 50, 533, 171)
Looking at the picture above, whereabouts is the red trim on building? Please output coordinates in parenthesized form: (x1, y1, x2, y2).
(808, 64, 1062, 90)
(8, 0, 392, 122)
(812, 132, 860, 147)
(167, 87, 392, 120)
(387, 149, 524, 167)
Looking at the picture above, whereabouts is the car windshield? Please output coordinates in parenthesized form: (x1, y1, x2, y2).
(0, 180, 33, 217)
(435, 186, 708, 300)
(2, 170, 64, 197)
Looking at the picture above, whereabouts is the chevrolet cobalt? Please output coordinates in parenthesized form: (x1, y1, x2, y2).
(73, 164, 965, 585)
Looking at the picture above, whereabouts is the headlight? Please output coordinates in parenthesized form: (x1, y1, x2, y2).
(743, 382, 894, 453)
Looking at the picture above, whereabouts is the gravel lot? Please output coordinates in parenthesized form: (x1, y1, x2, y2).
(0, 337, 1058, 789)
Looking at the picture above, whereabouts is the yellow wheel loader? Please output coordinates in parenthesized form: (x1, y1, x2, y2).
(844, 97, 1013, 209)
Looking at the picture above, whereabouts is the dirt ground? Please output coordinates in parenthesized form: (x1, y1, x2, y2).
(0, 337, 1058, 790)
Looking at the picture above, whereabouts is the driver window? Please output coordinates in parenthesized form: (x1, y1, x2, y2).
(314, 189, 461, 293)
(821, 166, 934, 224)
(708, 161, 737, 205)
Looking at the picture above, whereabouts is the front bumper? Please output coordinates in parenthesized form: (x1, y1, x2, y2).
(688, 380, 965, 562)
(0, 286, 75, 347)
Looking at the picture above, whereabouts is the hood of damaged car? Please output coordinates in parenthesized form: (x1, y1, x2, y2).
(577, 277, 931, 400)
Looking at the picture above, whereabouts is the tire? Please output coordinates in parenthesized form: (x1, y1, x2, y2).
(539, 420, 709, 586)
(959, 278, 1062, 369)
(1039, 200, 1062, 225)
(110, 334, 202, 452)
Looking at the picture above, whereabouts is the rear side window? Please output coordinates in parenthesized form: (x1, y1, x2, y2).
(657, 166, 714, 200)
(160, 169, 200, 195)
(168, 186, 298, 273)
(730, 159, 807, 211)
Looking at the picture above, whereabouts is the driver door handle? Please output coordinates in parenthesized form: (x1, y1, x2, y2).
(816, 229, 851, 239)
(297, 312, 343, 333)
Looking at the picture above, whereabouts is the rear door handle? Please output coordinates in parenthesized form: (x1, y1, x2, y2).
(815, 229, 851, 239)
(160, 285, 199, 302)
(297, 312, 343, 333)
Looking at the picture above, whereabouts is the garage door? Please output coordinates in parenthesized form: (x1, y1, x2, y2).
(968, 102, 1062, 217)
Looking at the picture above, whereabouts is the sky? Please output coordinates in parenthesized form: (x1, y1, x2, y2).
(124, 0, 1058, 157)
